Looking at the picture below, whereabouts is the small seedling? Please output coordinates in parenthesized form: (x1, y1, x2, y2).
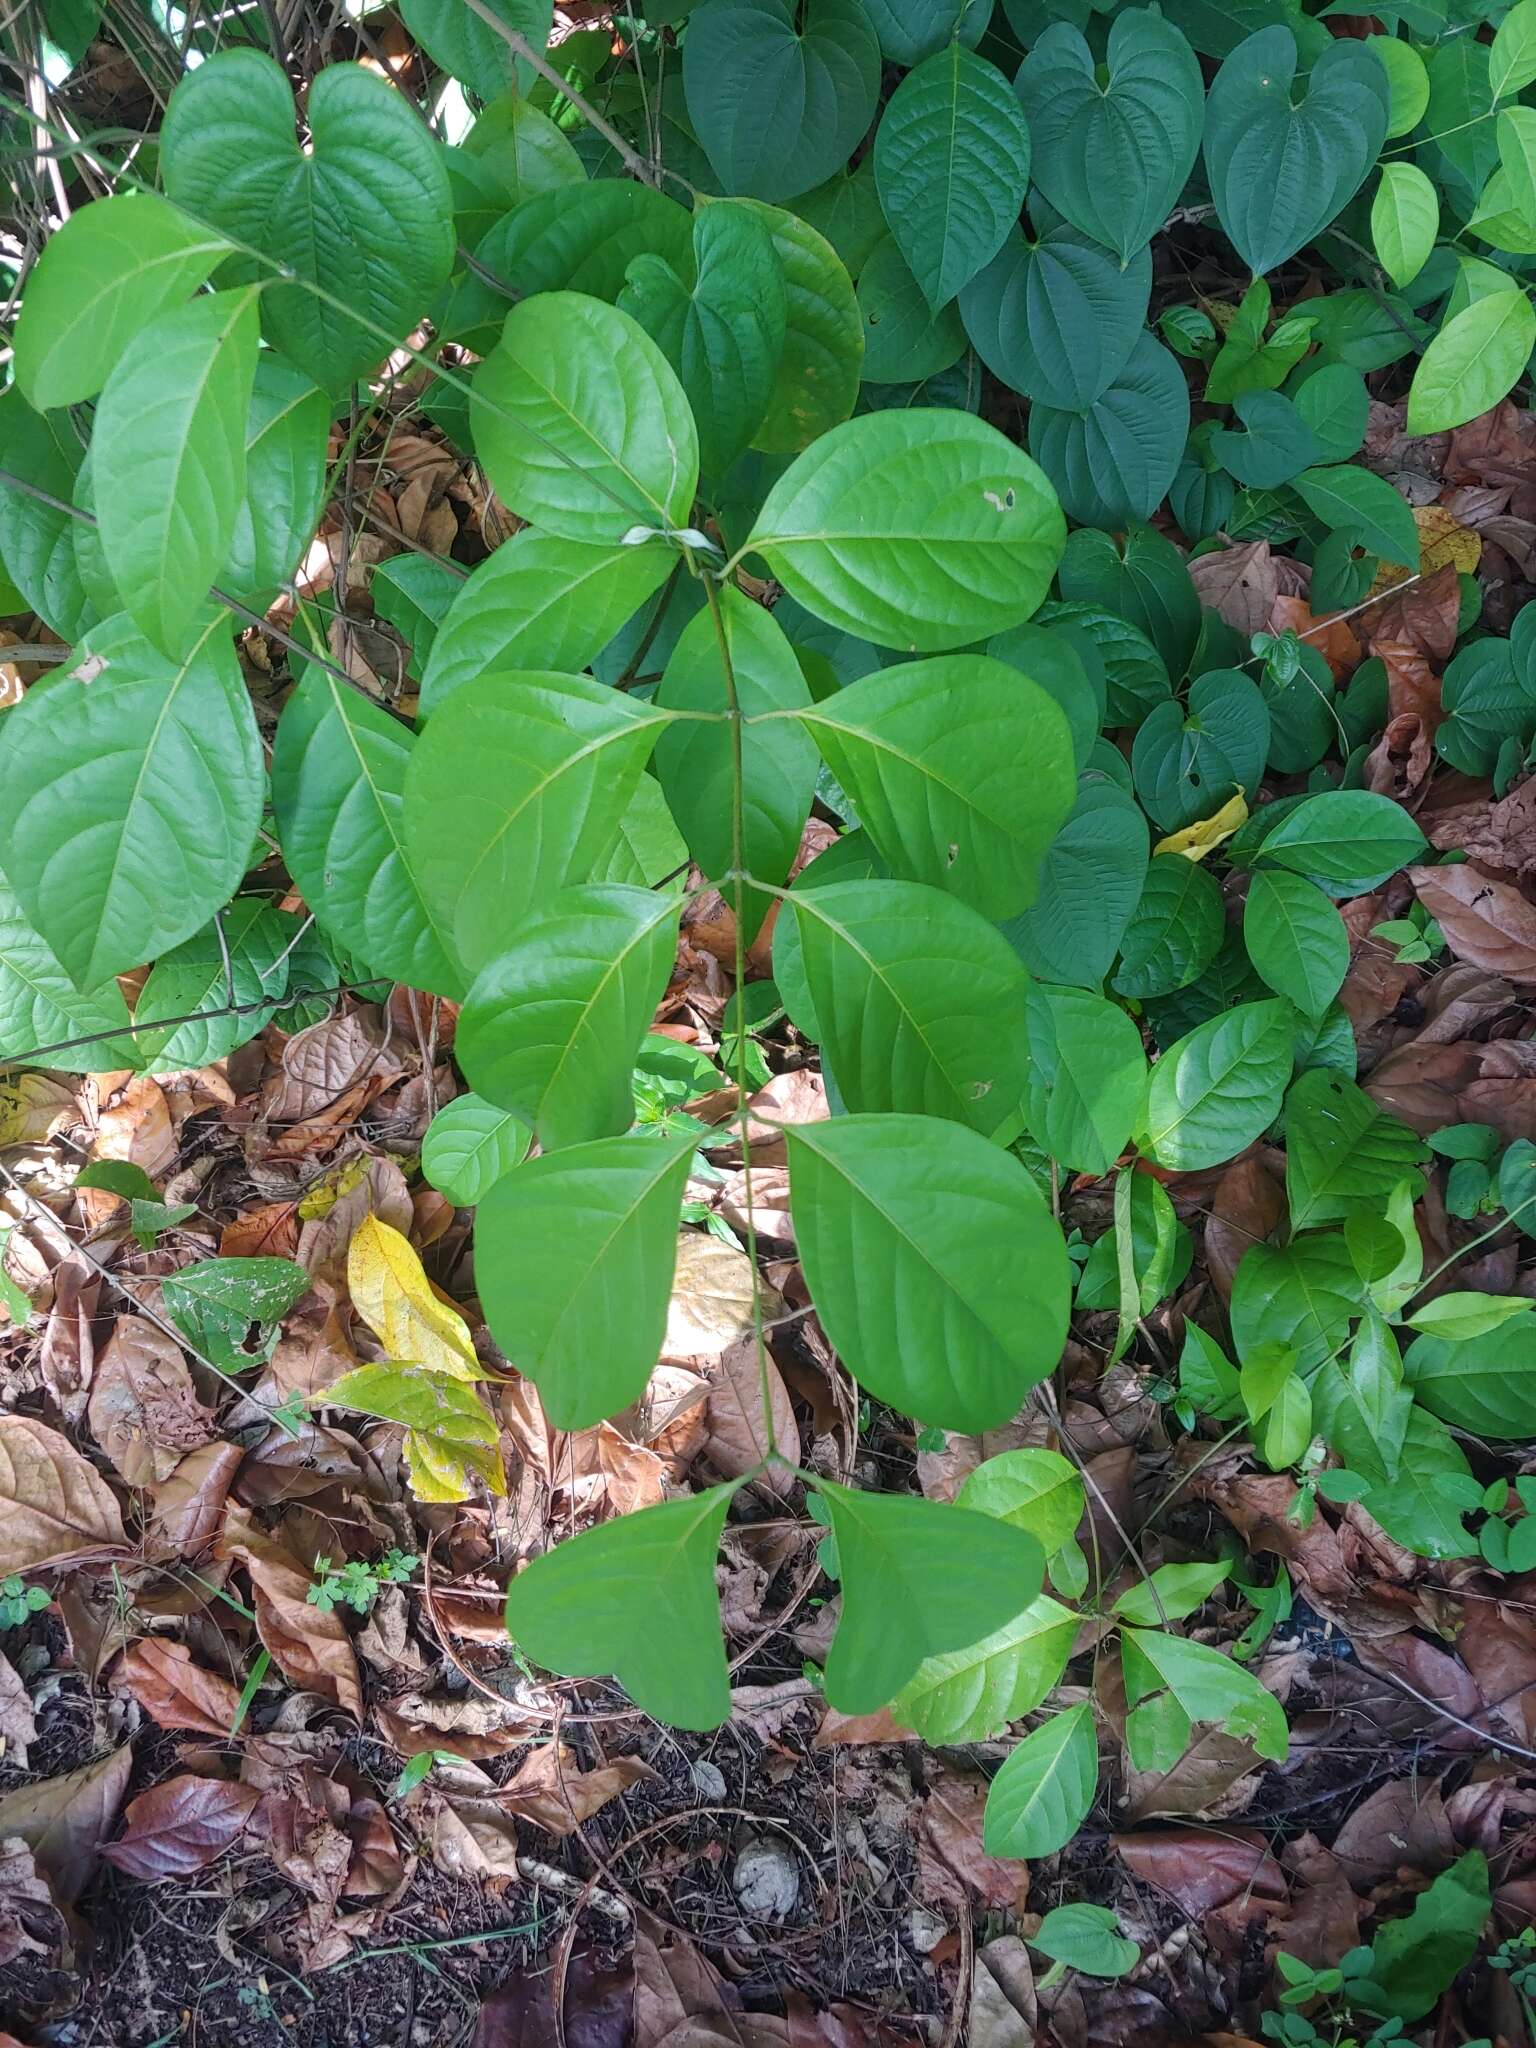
(307, 1548, 419, 1617)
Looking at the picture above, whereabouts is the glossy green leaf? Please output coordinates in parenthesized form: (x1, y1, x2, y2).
(1210, 391, 1321, 490)
(13, 191, 231, 411)
(162, 50, 455, 393)
(1407, 290, 1536, 436)
(1028, 334, 1189, 530)
(475, 1131, 696, 1428)
(403, 670, 668, 972)
(1371, 164, 1438, 290)
(132, 900, 289, 1071)
(1248, 790, 1427, 896)
(1030, 1902, 1140, 1979)
(1022, 983, 1147, 1175)
(788, 1113, 1070, 1431)
(0, 391, 97, 641)
(1292, 464, 1420, 571)
(796, 654, 1075, 918)
(0, 880, 139, 1073)
(0, 614, 262, 988)
(1139, 999, 1293, 1172)
(399, 0, 552, 99)
(92, 288, 259, 656)
(473, 293, 699, 542)
(1230, 1231, 1362, 1371)
(1355, 1406, 1476, 1561)
(1371, 35, 1430, 139)
(1242, 871, 1348, 1019)
(791, 159, 886, 275)
(983, 1705, 1097, 1858)
(958, 1449, 1085, 1554)
(456, 885, 678, 1148)
(782, 877, 1031, 1139)
(874, 45, 1029, 309)
(894, 1594, 1080, 1745)
(1120, 1626, 1288, 1764)
(1003, 783, 1149, 989)
(220, 356, 332, 610)
(1204, 27, 1389, 275)
(272, 669, 465, 998)
(467, 184, 691, 336)
(1017, 11, 1205, 263)
(1492, 0, 1536, 101)
(816, 1478, 1045, 1713)
(747, 409, 1066, 650)
(741, 201, 864, 454)
(959, 227, 1150, 412)
(1292, 364, 1369, 465)
(1312, 1311, 1412, 1486)
(683, 0, 881, 203)
(421, 1094, 531, 1208)
(1131, 670, 1269, 833)
(1406, 1292, 1535, 1344)
(1405, 1312, 1536, 1439)
(1112, 856, 1225, 1000)
(864, 0, 991, 66)
(504, 1484, 736, 1730)
(1112, 1558, 1230, 1627)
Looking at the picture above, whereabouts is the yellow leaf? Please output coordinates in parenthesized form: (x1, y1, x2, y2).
(1153, 790, 1249, 861)
(321, 1361, 506, 1503)
(297, 1155, 370, 1221)
(346, 1216, 480, 1381)
(1414, 503, 1481, 577)
(405, 1430, 507, 1503)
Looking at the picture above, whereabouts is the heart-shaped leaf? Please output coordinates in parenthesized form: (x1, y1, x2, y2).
(504, 1484, 738, 1730)
(1131, 669, 1270, 833)
(960, 225, 1151, 412)
(1027, 333, 1189, 529)
(1204, 27, 1389, 275)
(742, 201, 864, 453)
(162, 49, 455, 392)
(399, 0, 553, 100)
(1017, 10, 1205, 262)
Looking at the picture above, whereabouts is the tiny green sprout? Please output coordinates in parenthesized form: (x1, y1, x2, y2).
(391, 1748, 463, 1799)
(0, 1575, 49, 1631)
(307, 1548, 419, 1617)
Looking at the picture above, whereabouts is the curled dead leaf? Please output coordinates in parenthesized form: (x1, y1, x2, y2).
(1409, 863, 1536, 983)
(0, 1416, 125, 1574)
(88, 1315, 215, 1488)
(113, 1639, 242, 1737)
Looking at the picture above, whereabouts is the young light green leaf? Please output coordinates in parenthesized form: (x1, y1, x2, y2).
(504, 1484, 737, 1731)
(741, 201, 864, 455)
(1022, 983, 1147, 1176)
(1242, 870, 1349, 1019)
(958, 1450, 1085, 1555)
(421, 1095, 531, 1209)
(815, 1479, 1045, 1713)
(456, 885, 679, 1149)
(1312, 1310, 1411, 1486)
(786, 1113, 1071, 1432)
(1120, 1627, 1288, 1765)
(473, 293, 699, 543)
(1139, 999, 1293, 1172)
(1404, 1312, 1536, 1439)
(893, 1594, 1080, 1745)
(1371, 164, 1438, 290)
(403, 670, 668, 971)
(1111, 1559, 1230, 1628)
(796, 655, 1075, 919)
(747, 410, 1066, 651)
(983, 1705, 1098, 1859)
(1407, 290, 1536, 436)
(92, 288, 259, 657)
(1492, 0, 1536, 101)
(474, 1131, 696, 1428)
(1405, 1292, 1535, 1343)
(781, 878, 1031, 1140)
(1029, 1902, 1139, 1980)
(272, 668, 466, 997)
(874, 45, 1029, 310)
(13, 191, 231, 411)
(0, 614, 262, 988)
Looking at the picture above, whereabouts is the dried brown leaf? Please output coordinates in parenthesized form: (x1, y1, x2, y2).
(1188, 542, 1277, 635)
(221, 1519, 364, 1720)
(0, 1654, 36, 1771)
(498, 1742, 657, 1836)
(0, 1416, 125, 1573)
(0, 1746, 132, 1904)
(1455, 1594, 1536, 1743)
(1204, 1156, 1286, 1304)
(702, 1335, 797, 1488)
(1409, 863, 1536, 982)
(101, 1774, 260, 1881)
(113, 1639, 242, 1737)
(88, 1315, 215, 1487)
(917, 1767, 1028, 1912)
(473, 1948, 634, 2048)
(1114, 1827, 1286, 1915)
(0, 1836, 67, 1972)
(144, 1439, 244, 1560)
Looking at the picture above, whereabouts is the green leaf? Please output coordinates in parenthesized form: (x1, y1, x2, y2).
(1179, 1323, 1244, 1421)
(1028, 334, 1189, 530)
(1003, 783, 1149, 989)
(1243, 871, 1349, 1019)
(272, 668, 465, 997)
(983, 1705, 1098, 1858)
(1111, 1558, 1229, 1627)
(863, 0, 990, 66)
(595, 776, 690, 889)
(475, 1131, 696, 1428)
(473, 293, 699, 543)
(1132, 670, 1270, 834)
(1406, 290, 1536, 436)
(403, 670, 667, 972)
(619, 212, 787, 480)
(418, 535, 675, 714)
(162, 50, 454, 394)
(456, 885, 678, 1149)
(13, 191, 231, 411)
(1057, 525, 1201, 682)
(683, 0, 881, 204)
(786, 1113, 1071, 1432)
(1112, 856, 1225, 1001)
(1356, 1405, 1476, 1560)
(465, 184, 691, 338)
(1492, 0, 1536, 101)
(504, 1484, 736, 1730)
(1248, 789, 1427, 896)
(782, 878, 1030, 1140)
(1292, 364, 1369, 465)
(1405, 1311, 1536, 1439)
(1284, 1070, 1427, 1229)
(960, 227, 1149, 418)
(1120, 1627, 1288, 1765)
(399, 0, 552, 99)
(874, 46, 1029, 309)
(1312, 1310, 1412, 1485)
(220, 356, 332, 610)
(132, 900, 290, 1070)
(856, 236, 968, 384)
(421, 1095, 531, 1208)
(1204, 27, 1389, 275)
(1017, 12, 1204, 263)
(75, 1160, 159, 1203)
(161, 1256, 310, 1376)
(958, 1449, 1085, 1554)
(92, 288, 259, 656)
(0, 879, 139, 1072)
(1371, 34, 1430, 138)
(0, 391, 97, 641)
(1371, 164, 1438, 290)
(1030, 1903, 1140, 1980)
(462, 91, 585, 207)
(814, 1479, 1045, 1713)
(1210, 391, 1321, 490)
(1230, 1230, 1363, 1371)
(747, 409, 1066, 651)
(1292, 464, 1420, 571)
(741, 202, 863, 455)
(1022, 983, 1146, 1175)
(0, 614, 261, 988)
(1139, 1000, 1293, 1172)
(796, 654, 1074, 919)
(1406, 1292, 1534, 1343)
(791, 159, 886, 275)
(894, 1593, 1080, 1745)
(656, 588, 816, 937)
(1369, 1853, 1490, 2022)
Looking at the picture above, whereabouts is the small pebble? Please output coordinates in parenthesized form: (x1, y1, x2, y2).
(731, 1837, 799, 1919)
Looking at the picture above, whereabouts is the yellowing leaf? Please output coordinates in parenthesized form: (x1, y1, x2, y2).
(1153, 790, 1249, 862)
(346, 1215, 480, 1381)
(321, 1360, 505, 1503)
(297, 1155, 371, 1220)
(1414, 504, 1481, 577)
